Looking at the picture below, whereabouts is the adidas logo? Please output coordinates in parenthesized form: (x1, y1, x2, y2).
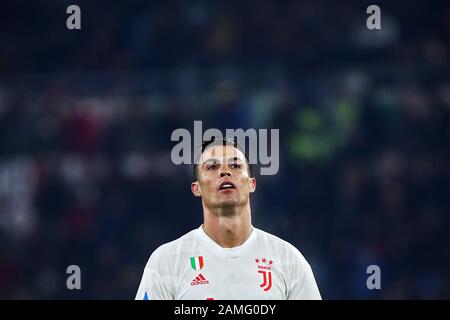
(191, 274, 209, 286)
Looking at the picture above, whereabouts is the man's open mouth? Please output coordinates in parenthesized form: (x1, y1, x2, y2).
(219, 182, 236, 190)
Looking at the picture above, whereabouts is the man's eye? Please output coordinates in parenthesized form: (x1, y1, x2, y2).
(207, 164, 218, 170)
(231, 163, 241, 169)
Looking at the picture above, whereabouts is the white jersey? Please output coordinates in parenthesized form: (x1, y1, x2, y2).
(135, 225, 321, 300)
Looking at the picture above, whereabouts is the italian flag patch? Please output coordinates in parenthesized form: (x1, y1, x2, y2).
(190, 256, 204, 270)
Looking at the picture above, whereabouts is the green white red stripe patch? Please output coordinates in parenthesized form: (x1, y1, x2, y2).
(190, 256, 204, 270)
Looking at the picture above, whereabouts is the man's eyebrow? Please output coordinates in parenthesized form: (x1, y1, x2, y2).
(201, 158, 219, 167)
(227, 157, 243, 163)
(201, 157, 242, 167)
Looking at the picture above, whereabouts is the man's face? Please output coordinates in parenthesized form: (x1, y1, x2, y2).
(191, 145, 256, 210)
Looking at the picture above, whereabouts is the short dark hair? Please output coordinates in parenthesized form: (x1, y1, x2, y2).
(193, 137, 254, 180)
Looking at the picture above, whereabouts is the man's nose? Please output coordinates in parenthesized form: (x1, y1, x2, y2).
(220, 171, 231, 177)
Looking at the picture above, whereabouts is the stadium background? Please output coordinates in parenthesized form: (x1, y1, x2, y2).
(0, 0, 449, 299)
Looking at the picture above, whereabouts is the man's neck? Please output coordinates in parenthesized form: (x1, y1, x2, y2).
(202, 204, 253, 248)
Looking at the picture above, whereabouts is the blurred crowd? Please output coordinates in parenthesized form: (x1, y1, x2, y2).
(0, 0, 449, 299)
(2, 0, 449, 73)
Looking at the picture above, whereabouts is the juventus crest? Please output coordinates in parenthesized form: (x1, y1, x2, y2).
(255, 257, 273, 291)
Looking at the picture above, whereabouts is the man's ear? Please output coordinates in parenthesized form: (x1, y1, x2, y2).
(191, 181, 202, 197)
(249, 177, 256, 193)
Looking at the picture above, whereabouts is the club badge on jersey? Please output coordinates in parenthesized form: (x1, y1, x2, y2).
(255, 257, 273, 292)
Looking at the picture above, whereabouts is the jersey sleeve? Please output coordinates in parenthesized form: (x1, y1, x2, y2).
(135, 247, 174, 300)
(286, 249, 322, 300)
